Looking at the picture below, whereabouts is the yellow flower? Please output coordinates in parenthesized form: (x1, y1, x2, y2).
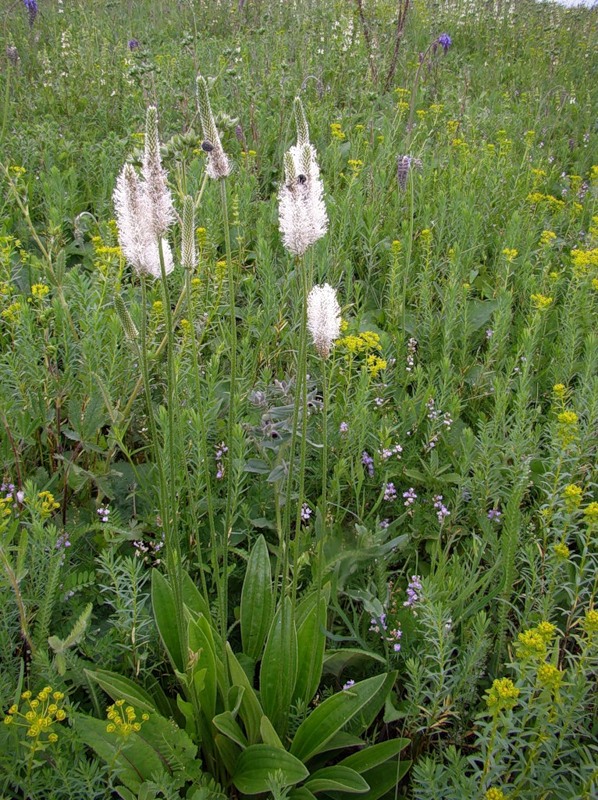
(563, 484, 583, 512)
(537, 663, 564, 693)
(397, 101, 410, 113)
(553, 542, 570, 560)
(105, 700, 148, 738)
(553, 383, 566, 399)
(447, 120, 459, 134)
(391, 240, 402, 255)
(583, 502, 598, 525)
(502, 248, 518, 262)
(516, 629, 547, 660)
(536, 621, 556, 643)
(1, 301, 21, 324)
(330, 122, 345, 141)
(38, 491, 59, 518)
(348, 158, 363, 174)
(531, 294, 553, 311)
(485, 678, 519, 713)
(581, 609, 598, 635)
(31, 283, 50, 300)
(367, 355, 387, 378)
(485, 789, 507, 800)
(539, 230, 557, 247)
(152, 300, 163, 315)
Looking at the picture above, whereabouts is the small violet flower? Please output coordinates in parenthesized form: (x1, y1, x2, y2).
(97, 507, 110, 523)
(342, 679, 355, 690)
(403, 487, 417, 507)
(437, 33, 452, 52)
(384, 482, 397, 502)
(404, 575, 423, 608)
(301, 503, 312, 523)
(361, 451, 374, 478)
(488, 508, 502, 521)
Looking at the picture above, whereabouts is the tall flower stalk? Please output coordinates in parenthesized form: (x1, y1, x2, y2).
(114, 106, 186, 668)
(279, 98, 328, 601)
(197, 75, 234, 668)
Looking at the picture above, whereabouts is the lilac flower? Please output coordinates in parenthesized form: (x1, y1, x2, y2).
(404, 575, 423, 608)
(128, 39, 140, 50)
(406, 337, 418, 372)
(488, 508, 502, 521)
(403, 487, 417, 507)
(361, 451, 374, 478)
(97, 507, 110, 523)
(56, 531, 71, 550)
(339, 421, 349, 433)
(388, 628, 402, 652)
(370, 613, 387, 633)
(437, 33, 452, 52)
(342, 679, 355, 690)
(301, 503, 312, 523)
(384, 482, 397, 502)
(433, 494, 450, 523)
(379, 518, 389, 529)
(16, 490, 25, 504)
(215, 442, 228, 480)
(23, 0, 38, 27)
(380, 444, 403, 461)
(374, 397, 385, 407)
(486, 328, 494, 339)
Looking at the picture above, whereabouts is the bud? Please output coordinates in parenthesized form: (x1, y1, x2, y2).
(196, 75, 231, 180)
(181, 196, 197, 271)
(142, 106, 175, 237)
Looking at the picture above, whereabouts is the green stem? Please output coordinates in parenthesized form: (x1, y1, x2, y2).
(220, 177, 235, 692)
(184, 268, 213, 605)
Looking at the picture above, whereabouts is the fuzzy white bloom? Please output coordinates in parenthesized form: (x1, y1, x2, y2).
(278, 142, 328, 257)
(307, 283, 341, 358)
(113, 164, 174, 278)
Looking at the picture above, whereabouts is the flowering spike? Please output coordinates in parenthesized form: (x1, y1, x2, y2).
(283, 151, 297, 185)
(181, 196, 196, 271)
(142, 106, 175, 237)
(114, 293, 139, 341)
(196, 75, 231, 180)
(294, 97, 310, 148)
(113, 163, 174, 279)
(307, 283, 341, 359)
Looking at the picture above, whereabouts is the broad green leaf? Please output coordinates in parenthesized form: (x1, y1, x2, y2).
(322, 648, 385, 678)
(288, 790, 317, 800)
(73, 713, 162, 793)
(304, 765, 369, 794)
(227, 643, 264, 744)
(85, 669, 156, 713)
(356, 760, 412, 800)
(213, 711, 248, 749)
(215, 733, 241, 777)
(291, 674, 389, 763)
(187, 616, 217, 720)
(345, 671, 397, 736)
(232, 745, 309, 795)
(340, 738, 410, 773)
(151, 570, 183, 672)
(182, 570, 211, 620)
(241, 535, 273, 661)
(294, 594, 327, 706)
(260, 596, 297, 733)
(260, 714, 283, 748)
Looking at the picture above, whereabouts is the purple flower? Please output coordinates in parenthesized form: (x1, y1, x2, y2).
(361, 451, 374, 478)
(437, 33, 452, 52)
(339, 421, 349, 433)
(433, 494, 450, 523)
(403, 487, 417, 507)
(488, 508, 502, 521)
(97, 507, 110, 523)
(56, 531, 71, 550)
(23, 0, 38, 27)
(404, 575, 423, 608)
(128, 39, 140, 50)
(342, 679, 355, 690)
(388, 628, 402, 652)
(379, 518, 389, 529)
(301, 503, 312, 523)
(384, 482, 397, 502)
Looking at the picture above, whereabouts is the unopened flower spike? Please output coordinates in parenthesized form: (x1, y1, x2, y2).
(181, 196, 197, 271)
(196, 75, 231, 180)
(142, 106, 175, 238)
(294, 96, 310, 148)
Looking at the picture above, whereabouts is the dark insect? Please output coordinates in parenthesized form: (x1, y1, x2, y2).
(201, 140, 214, 152)
(297, 173, 307, 184)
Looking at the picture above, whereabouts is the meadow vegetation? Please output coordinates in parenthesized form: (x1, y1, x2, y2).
(1, 1, 597, 798)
